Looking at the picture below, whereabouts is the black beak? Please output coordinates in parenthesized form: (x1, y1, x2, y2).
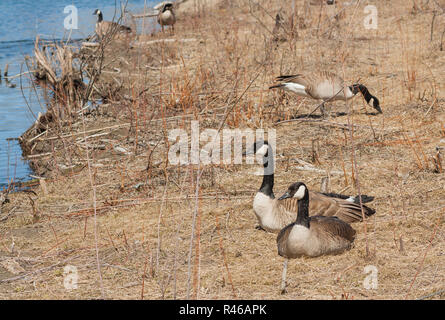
(278, 192, 291, 200)
(242, 149, 254, 156)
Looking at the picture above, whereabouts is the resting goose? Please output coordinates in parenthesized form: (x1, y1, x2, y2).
(93, 9, 133, 41)
(269, 71, 382, 116)
(245, 140, 375, 233)
(276, 182, 356, 293)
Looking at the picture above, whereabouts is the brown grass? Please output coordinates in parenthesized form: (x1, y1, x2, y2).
(0, 0, 444, 300)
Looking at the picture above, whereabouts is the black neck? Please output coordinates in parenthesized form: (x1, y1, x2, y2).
(97, 12, 103, 22)
(259, 172, 274, 198)
(259, 152, 275, 199)
(356, 84, 381, 113)
(352, 84, 374, 104)
(296, 191, 310, 228)
(358, 85, 371, 102)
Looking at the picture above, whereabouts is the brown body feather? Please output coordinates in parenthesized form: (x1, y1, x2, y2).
(157, 9, 176, 26)
(95, 21, 132, 40)
(277, 215, 356, 258)
(281, 191, 375, 223)
(273, 71, 350, 101)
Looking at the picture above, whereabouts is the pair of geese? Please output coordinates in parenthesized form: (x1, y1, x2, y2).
(246, 139, 376, 293)
(92, 2, 176, 40)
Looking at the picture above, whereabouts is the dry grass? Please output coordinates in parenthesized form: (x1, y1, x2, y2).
(0, 0, 444, 300)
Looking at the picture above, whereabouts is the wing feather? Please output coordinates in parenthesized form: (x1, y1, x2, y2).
(310, 216, 356, 242)
(310, 192, 375, 223)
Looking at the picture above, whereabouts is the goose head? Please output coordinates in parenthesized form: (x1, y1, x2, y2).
(243, 140, 270, 158)
(93, 9, 103, 22)
(278, 182, 308, 200)
(162, 3, 174, 13)
(243, 140, 274, 175)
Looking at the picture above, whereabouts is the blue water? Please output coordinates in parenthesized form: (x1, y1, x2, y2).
(0, 0, 157, 188)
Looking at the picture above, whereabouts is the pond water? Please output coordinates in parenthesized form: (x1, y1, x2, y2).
(0, 0, 157, 188)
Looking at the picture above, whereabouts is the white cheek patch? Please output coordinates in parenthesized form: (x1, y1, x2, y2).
(346, 196, 355, 203)
(293, 185, 306, 200)
(368, 97, 374, 105)
(255, 144, 269, 157)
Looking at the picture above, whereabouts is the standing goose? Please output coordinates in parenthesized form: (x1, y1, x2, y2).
(157, 2, 176, 33)
(276, 182, 356, 293)
(93, 9, 133, 41)
(269, 71, 382, 116)
(246, 140, 375, 233)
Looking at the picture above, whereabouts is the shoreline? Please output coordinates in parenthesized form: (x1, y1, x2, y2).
(16, 0, 217, 181)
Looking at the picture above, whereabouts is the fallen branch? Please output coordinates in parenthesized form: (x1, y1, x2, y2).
(23, 152, 52, 159)
(36, 123, 131, 141)
(0, 207, 16, 223)
(132, 38, 198, 46)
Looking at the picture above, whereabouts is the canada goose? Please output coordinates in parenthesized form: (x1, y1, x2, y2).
(269, 71, 382, 116)
(276, 182, 356, 293)
(157, 2, 176, 33)
(246, 140, 375, 233)
(93, 9, 132, 41)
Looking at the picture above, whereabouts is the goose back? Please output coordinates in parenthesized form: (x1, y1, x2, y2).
(277, 215, 356, 258)
(307, 192, 375, 223)
(96, 21, 132, 40)
(275, 71, 350, 101)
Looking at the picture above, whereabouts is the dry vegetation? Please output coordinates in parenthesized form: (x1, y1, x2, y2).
(0, 0, 444, 300)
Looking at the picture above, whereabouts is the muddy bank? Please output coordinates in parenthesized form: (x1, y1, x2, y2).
(18, 0, 213, 180)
